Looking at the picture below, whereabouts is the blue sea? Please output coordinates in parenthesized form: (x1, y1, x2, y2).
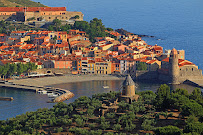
(0, 0, 202, 120)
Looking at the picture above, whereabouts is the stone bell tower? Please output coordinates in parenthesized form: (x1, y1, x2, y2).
(169, 48, 180, 84)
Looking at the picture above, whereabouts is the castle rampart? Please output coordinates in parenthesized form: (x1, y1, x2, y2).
(0, 7, 83, 23)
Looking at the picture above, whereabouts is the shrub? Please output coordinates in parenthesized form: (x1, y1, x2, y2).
(69, 127, 88, 135)
(104, 132, 114, 135)
(181, 102, 203, 117)
(184, 122, 203, 134)
(89, 130, 102, 135)
(113, 124, 121, 131)
(89, 123, 96, 130)
(141, 119, 156, 131)
(54, 127, 63, 133)
(105, 113, 115, 119)
(75, 118, 85, 127)
(100, 121, 110, 130)
(136, 62, 147, 70)
(124, 122, 136, 132)
(155, 125, 182, 135)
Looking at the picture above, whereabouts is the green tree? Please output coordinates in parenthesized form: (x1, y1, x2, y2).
(48, 25, 54, 31)
(88, 123, 96, 130)
(184, 122, 203, 134)
(60, 24, 71, 32)
(173, 88, 189, 97)
(136, 62, 147, 70)
(141, 119, 156, 131)
(155, 125, 182, 135)
(75, 118, 85, 127)
(105, 112, 115, 119)
(74, 15, 80, 19)
(17, 63, 24, 75)
(168, 93, 190, 110)
(124, 122, 136, 132)
(154, 84, 170, 109)
(53, 19, 62, 30)
(86, 105, 95, 116)
(54, 127, 63, 133)
(107, 28, 114, 31)
(74, 21, 90, 32)
(190, 88, 203, 105)
(113, 124, 121, 131)
(140, 90, 156, 106)
(180, 102, 203, 117)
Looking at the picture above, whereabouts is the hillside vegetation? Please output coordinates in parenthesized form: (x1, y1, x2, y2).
(0, 84, 202, 135)
(0, 0, 45, 7)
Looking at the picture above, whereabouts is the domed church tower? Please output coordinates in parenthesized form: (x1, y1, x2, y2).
(169, 48, 180, 84)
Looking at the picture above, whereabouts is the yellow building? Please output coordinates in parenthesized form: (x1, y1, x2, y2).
(95, 61, 111, 75)
(88, 60, 95, 74)
(99, 43, 114, 51)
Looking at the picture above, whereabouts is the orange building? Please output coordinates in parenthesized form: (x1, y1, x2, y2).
(54, 60, 72, 69)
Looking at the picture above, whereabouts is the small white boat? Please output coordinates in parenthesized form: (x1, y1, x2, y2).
(37, 90, 47, 94)
(48, 93, 60, 98)
(103, 86, 109, 89)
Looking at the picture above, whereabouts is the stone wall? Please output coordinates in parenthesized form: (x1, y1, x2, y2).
(0, 11, 83, 22)
(158, 74, 171, 83)
(35, 68, 71, 74)
(179, 76, 203, 83)
(179, 66, 202, 77)
(135, 71, 158, 80)
(53, 91, 74, 102)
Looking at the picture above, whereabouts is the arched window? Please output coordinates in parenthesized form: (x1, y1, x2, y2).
(192, 68, 193, 71)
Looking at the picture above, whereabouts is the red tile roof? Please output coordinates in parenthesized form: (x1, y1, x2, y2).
(0, 7, 66, 12)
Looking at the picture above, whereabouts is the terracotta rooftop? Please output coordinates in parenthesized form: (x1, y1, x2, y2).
(0, 7, 66, 12)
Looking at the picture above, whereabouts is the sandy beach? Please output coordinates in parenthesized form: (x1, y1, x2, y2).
(10, 75, 124, 87)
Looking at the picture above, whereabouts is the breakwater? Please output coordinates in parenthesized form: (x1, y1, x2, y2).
(0, 81, 74, 102)
(0, 97, 13, 101)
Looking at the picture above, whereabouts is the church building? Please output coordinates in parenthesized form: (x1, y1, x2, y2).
(159, 48, 203, 84)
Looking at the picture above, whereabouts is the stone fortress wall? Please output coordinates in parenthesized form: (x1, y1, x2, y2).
(0, 7, 83, 22)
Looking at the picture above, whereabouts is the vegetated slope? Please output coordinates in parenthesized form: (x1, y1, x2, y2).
(0, 0, 45, 7)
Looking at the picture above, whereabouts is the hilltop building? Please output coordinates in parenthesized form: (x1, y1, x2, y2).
(120, 74, 139, 103)
(0, 7, 83, 23)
